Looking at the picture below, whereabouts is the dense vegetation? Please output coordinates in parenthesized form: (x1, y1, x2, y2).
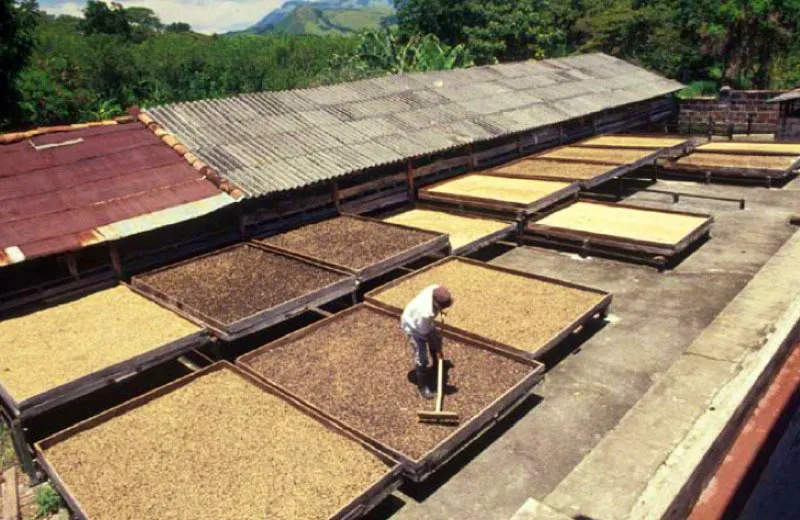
(2, 0, 800, 130)
(397, 0, 800, 90)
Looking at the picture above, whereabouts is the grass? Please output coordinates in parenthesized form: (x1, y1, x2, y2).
(677, 80, 720, 99)
(326, 8, 396, 32)
(0, 421, 16, 472)
(34, 484, 63, 518)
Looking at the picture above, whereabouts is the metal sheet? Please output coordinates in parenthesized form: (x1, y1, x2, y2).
(146, 53, 684, 198)
(0, 122, 234, 265)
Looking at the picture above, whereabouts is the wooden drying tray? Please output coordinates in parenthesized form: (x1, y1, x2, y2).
(35, 362, 403, 520)
(364, 256, 612, 360)
(130, 243, 357, 342)
(525, 200, 714, 268)
(417, 173, 580, 217)
(378, 204, 517, 256)
(237, 305, 545, 482)
(257, 213, 450, 283)
(695, 141, 800, 157)
(528, 143, 668, 167)
(0, 280, 211, 423)
(571, 133, 703, 157)
(484, 157, 632, 190)
(663, 152, 800, 183)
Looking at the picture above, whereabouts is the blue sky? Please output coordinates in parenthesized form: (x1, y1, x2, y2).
(39, 0, 285, 33)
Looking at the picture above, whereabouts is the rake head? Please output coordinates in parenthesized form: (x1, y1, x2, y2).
(417, 409, 460, 426)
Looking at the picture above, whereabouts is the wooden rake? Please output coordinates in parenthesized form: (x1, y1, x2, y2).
(417, 315, 460, 426)
(417, 358, 460, 425)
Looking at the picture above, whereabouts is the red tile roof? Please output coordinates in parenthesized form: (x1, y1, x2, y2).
(0, 121, 233, 265)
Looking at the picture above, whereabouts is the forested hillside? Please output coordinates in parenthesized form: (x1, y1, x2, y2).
(2, 0, 799, 130)
(239, 0, 396, 35)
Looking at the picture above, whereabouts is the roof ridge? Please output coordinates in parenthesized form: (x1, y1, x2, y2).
(0, 116, 135, 145)
(137, 111, 244, 200)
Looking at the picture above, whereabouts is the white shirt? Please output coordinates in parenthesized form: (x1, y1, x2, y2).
(401, 284, 440, 337)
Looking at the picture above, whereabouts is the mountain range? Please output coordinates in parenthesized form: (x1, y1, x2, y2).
(243, 0, 396, 35)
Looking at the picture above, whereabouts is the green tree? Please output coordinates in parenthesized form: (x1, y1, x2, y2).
(0, 0, 40, 127)
(679, 0, 800, 88)
(165, 22, 192, 33)
(331, 29, 473, 75)
(396, 0, 560, 64)
(79, 0, 130, 38)
(125, 6, 161, 42)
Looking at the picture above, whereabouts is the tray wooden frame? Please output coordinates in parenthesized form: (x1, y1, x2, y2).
(364, 256, 612, 360)
(525, 200, 714, 268)
(418, 173, 580, 217)
(256, 214, 450, 284)
(130, 242, 357, 342)
(34, 362, 403, 520)
(237, 304, 546, 482)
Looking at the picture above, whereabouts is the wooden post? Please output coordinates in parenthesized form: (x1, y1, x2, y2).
(109, 243, 123, 278)
(65, 254, 79, 280)
(468, 145, 476, 170)
(331, 181, 341, 213)
(9, 420, 36, 483)
(236, 206, 247, 240)
(516, 135, 523, 157)
(406, 160, 415, 200)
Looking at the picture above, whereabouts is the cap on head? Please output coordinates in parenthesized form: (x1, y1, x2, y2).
(433, 286, 453, 309)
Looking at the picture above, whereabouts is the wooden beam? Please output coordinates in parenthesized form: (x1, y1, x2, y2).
(108, 243, 123, 278)
(65, 254, 79, 280)
(332, 182, 341, 213)
(177, 355, 201, 372)
(468, 144, 476, 170)
(2, 467, 20, 520)
(406, 160, 415, 200)
(310, 306, 334, 317)
(236, 207, 247, 240)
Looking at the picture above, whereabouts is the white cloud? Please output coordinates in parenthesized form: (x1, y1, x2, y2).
(42, 0, 285, 34)
(42, 1, 84, 17)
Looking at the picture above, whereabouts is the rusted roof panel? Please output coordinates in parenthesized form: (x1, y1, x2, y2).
(0, 122, 235, 266)
(147, 53, 683, 198)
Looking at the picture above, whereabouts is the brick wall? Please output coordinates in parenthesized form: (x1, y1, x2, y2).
(678, 90, 783, 135)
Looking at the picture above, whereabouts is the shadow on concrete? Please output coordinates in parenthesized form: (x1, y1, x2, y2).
(362, 495, 406, 520)
(538, 315, 609, 370)
(398, 393, 544, 503)
(465, 242, 518, 263)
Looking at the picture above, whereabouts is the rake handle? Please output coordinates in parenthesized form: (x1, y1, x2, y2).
(435, 358, 444, 412)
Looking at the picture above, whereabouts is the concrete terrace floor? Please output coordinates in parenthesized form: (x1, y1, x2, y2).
(370, 176, 800, 520)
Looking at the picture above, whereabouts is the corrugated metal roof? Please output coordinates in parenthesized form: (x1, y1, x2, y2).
(0, 122, 235, 266)
(146, 53, 684, 198)
(769, 88, 800, 103)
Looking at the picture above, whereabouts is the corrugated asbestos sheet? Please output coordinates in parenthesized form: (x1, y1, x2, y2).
(146, 53, 683, 197)
(770, 88, 800, 103)
(0, 123, 235, 266)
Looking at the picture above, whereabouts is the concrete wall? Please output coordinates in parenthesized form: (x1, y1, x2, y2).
(777, 116, 800, 140)
(679, 90, 783, 135)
